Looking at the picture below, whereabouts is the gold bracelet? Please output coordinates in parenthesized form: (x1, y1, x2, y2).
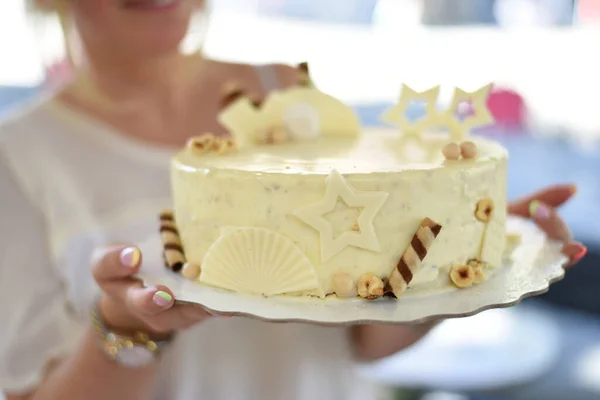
(91, 299, 173, 368)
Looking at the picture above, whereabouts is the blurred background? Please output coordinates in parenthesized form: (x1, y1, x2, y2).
(1, 1, 599, 399)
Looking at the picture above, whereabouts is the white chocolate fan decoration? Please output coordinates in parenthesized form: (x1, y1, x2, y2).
(261, 87, 361, 139)
(200, 227, 324, 298)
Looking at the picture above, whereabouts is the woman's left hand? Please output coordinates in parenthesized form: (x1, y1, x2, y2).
(507, 183, 587, 267)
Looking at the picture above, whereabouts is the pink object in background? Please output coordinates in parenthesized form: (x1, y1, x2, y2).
(578, 0, 600, 23)
(486, 86, 527, 131)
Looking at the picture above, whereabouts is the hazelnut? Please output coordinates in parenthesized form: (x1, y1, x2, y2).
(187, 133, 215, 153)
(450, 264, 475, 288)
(460, 141, 478, 159)
(224, 137, 238, 150)
(210, 138, 223, 152)
(265, 126, 289, 145)
(211, 138, 229, 154)
(357, 273, 384, 300)
(331, 272, 356, 298)
(181, 262, 201, 281)
(442, 142, 461, 160)
(475, 197, 494, 222)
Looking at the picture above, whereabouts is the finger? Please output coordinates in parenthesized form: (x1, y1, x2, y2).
(92, 245, 142, 284)
(508, 184, 577, 217)
(127, 284, 176, 316)
(563, 242, 588, 268)
(143, 304, 212, 333)
(529, 200, 572, 243)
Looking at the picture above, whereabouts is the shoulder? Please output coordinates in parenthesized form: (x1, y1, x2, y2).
(206, 60, 300, 90)
(0, 96, 57, 148)
(0, 96, 76, 212)
(267, 63, 301, 88)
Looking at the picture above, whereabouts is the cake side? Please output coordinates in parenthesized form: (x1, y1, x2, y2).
(170, 132, 507, 298)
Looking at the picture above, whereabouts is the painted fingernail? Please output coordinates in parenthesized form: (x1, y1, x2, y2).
(120, 247, 141, 268)
(568, 184, 578, 195)
(529, 200, 551, 220)
(573, 245, 587, 263)
(153, 291, 172, 307)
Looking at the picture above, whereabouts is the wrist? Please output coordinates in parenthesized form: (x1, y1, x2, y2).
(93, 298, 174, 368)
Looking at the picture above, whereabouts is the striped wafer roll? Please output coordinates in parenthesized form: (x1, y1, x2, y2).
(388, 218, 442, 298)
(250, 95, 264, 109)
(297, 62, 312, 87)
(298, 62, 309, 75)
(159, 210, 186, 272)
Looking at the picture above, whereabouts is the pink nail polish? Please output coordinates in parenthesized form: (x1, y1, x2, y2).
(573, 246, 588, 263)
(568, 185, 578, 195)
(529, 200, 551, 220)
(120, 247, 140, 268)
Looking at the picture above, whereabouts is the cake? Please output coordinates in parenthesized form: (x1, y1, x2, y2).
(163, 65, 509, 301)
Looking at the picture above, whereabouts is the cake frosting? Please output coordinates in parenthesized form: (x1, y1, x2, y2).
(165, 65, 509, 300)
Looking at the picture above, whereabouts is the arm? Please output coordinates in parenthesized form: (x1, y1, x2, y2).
(0, 152, 208, 400)
(350, 322, 438, 362)
(0, 154, 161, 400)
(7, 331, 160, 400)
(272, 63, 303, 88)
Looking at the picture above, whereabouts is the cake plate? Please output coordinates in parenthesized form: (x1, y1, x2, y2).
(136, 216, 568, 326)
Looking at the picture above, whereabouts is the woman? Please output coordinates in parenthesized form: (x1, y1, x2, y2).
(0, 1, 586, 399)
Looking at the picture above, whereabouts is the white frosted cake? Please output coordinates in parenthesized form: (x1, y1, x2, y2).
(162, 68, 509, 301)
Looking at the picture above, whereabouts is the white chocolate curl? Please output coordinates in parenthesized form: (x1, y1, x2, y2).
(282, 102, 321, 142)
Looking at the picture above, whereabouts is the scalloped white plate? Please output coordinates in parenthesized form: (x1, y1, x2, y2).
(136, 216, 568, 326)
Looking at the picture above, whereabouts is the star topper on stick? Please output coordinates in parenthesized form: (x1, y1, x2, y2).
(381, 84, 441, 145)
(438, 84, 495, 141)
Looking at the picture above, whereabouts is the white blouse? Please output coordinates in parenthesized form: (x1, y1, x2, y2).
(0, 98, 383, 399)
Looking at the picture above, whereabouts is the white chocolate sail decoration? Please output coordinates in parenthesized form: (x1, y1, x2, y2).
(217, 86, 265, 147)
(200, 227, 324, 298)
(261, 87, 361, 138)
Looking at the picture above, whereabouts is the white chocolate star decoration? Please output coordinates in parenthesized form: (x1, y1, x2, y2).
(381, 84, 441, 145)
(217, 96, 266, 147)
(438, 84, 495, 141)
(293, 169, 389, 262)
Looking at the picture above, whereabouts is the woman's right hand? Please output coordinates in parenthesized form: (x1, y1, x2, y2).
(92, 245, 212, 336)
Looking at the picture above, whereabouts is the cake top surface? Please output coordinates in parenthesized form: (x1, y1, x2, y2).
(175, 65, 503, 175)
(174, 129, 507, 175)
